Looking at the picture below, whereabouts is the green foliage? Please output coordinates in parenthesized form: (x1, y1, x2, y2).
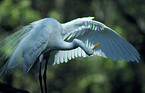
(0, 0, 40, 27)
(0, 0, 145, 93)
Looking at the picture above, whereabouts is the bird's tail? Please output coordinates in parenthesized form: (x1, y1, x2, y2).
(0, 25, 32, 77)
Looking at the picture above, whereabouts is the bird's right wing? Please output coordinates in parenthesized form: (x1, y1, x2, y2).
(49, 17, 140, 65)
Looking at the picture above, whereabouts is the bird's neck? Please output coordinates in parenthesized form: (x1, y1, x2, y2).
(55, 39, 93, 56)
(57, 41, 77, 50)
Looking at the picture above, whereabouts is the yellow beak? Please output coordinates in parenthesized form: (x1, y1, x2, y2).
(93, 42, 100, 50)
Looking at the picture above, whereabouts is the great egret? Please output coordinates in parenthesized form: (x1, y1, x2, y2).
(0, 17, 140, 93)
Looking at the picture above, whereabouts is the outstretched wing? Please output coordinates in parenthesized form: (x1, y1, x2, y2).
(50, 17, 140, 65)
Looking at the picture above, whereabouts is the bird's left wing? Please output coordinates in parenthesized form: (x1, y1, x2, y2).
(49, 17, 140, 65)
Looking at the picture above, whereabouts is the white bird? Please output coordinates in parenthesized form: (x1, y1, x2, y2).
(0, 17, 140, 93)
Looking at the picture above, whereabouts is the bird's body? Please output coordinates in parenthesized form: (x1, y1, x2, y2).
(0, 17, 140, 93)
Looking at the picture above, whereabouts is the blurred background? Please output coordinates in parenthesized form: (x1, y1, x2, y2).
(0, 0, 145, 93)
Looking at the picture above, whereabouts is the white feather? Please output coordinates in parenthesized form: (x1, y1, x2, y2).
(52, 17, 140, 65)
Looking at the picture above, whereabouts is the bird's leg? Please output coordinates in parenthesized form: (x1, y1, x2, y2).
(39, 62, 43, 93)
(43, 60, 48, 93)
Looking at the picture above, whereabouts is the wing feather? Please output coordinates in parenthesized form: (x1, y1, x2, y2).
(64, 51, 68, 62)
(68, 50, 72, 60)
(50, 17, 140, 65)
